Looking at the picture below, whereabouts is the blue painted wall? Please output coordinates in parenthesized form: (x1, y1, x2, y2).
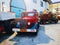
(11, 0, 26, 18)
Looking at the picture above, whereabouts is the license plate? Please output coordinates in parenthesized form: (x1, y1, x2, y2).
(20, 29, 27, 32)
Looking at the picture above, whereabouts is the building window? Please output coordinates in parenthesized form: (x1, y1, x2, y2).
(40, 1, 43, 7)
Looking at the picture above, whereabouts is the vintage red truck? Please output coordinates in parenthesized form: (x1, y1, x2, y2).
(12, 12, 39, 34)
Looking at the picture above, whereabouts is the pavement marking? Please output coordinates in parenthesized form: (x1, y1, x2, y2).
(7, 32, 18, 40)
(0, 31, 18, 45)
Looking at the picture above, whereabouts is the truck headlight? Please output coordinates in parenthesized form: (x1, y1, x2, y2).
(28, 22, 30, 25)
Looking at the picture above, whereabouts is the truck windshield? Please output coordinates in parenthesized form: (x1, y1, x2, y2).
(28, 13, 34, 16)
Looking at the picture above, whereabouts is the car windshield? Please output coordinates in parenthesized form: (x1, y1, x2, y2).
(28, 13, 34, 16)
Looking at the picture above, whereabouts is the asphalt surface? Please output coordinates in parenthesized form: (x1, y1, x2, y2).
(0, 21, 60, 45)
(0, 25, 51, 45)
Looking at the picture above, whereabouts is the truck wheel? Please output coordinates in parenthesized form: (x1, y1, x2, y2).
(37, 22, 39, 29)
(49, 20, 52, 23)
(35, 24, 39, 35)
(54, 20, 58, 23)
(40, 19, 43, 24)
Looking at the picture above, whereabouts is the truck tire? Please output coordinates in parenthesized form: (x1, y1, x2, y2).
(35, 23, 39, 35)
(54, 20, 58, 23)
(40, 19, 44, 24)
(49, 20, 52, 23)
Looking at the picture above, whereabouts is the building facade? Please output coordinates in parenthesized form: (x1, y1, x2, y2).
(24, 0, 49, 12)
(49, 2, 60, 14)
(0, 0, 50, 18)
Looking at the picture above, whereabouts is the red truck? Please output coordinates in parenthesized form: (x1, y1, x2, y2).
(12, 12, 39, 35)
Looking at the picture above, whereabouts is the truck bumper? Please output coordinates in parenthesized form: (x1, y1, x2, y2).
(12, 28, 37, 32)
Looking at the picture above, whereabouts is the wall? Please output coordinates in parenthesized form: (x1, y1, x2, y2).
(49, 3, 60, 13)
(24, 0, 36, 12)
(0, 0, 49, 17)
(0, 0, 49, 12)
(0, 0, 10, 12)
(11, 0, 26, 18)
(36, 0, 44, 12)
(24, 0, 49, 13)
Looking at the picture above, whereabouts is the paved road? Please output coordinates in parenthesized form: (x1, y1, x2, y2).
(0, 21, 60, 45)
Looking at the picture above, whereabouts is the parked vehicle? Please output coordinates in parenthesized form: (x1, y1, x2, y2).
(0, 21, 4, 33)
(57, 15, 60, 20)
(0, 12, 15, 34)
(12, 12, 39, 35)
(40, 12, 58, 24)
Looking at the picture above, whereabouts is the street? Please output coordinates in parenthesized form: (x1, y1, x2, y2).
(0, 21, 60, 45)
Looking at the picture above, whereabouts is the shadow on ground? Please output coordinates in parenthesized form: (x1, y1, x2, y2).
(0, 33, 12, 43)
(33, 25, 54, 44)
(41, 21, 60, 25)
(10, 25, 53, 45)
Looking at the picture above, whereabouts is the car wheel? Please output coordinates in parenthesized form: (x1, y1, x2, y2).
(49, 20, 52, 23)
(54, 20, 58, 23)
